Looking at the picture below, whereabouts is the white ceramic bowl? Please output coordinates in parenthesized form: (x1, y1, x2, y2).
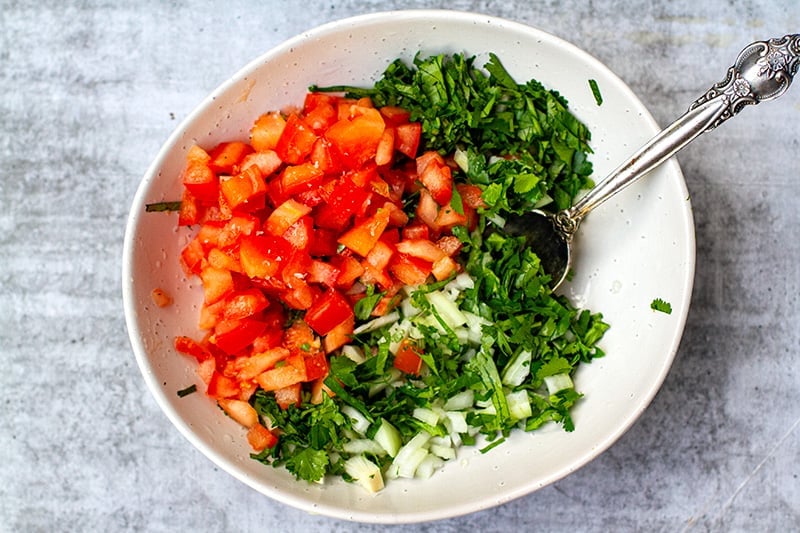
(123, 10, 695, 523)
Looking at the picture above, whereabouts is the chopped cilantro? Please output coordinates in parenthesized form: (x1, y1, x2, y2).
(650, 298, 673, 314)
(145, 200, 182, 212)
(588, 79, 603, 106)
(176, 384, 197, 397)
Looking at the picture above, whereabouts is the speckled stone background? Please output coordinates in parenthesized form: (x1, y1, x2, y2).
(2, 1, 798, 531)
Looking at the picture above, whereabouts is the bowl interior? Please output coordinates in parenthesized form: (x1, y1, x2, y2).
(123, 10, 695, 523)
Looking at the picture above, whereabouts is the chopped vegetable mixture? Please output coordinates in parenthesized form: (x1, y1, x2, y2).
(168, 52, 608, 492)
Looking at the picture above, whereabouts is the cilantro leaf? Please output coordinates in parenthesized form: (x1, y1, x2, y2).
(651, 298, 673, 314)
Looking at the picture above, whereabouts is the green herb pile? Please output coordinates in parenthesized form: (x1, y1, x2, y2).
(252, 53, 609, 488)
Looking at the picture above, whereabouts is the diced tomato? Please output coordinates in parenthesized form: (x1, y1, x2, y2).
(206, 371, 241, 399)
(178, 188, 201, 226)
(240, 150, 282, 177)
(308, 259, 340, 287)
(434, 204, 468, 230)
(308, 227, 339, 257)
(222, 288, 269, 320)
(174, 335, 213, 362)
(181, 160, 218, 204)
(415, 189, 441, 233)
(303, 351, 330, 382)
(239, 234, 291, 279)
(389, 253, 432, 286)
(282, 215, 313, 251)
(237, 346, 290, 380)
(323, 315, 354, 353)
(206, 248, 241, 273)
(219, 166, 266, 211)
(282, 319, 319, 352)
(265, 198, 313, 236)
(274, 383, 303, 410)
(310, 137, 343, 174)
(436, 235, 462, 257)
(217, 398, 259, 428)
(395, 122, 422, 159)
(395, 238, 446, 262)
(275, 113, 318, 164)
(221, 215, 258, 247)
(304, 288, 354, 336)
(393, 339, 423, 375)
(417, 152, 453, 205)
(255, 353, 307, 391)
(213, 317, 268, 355)
(247, 423, 278, 452)
(382, 200, 409, 227)
(280, 279, 316, 310)
(180, 237, 205, 275)
(279, 162, 325, 197)
(338, 207, 391, 257)
(200, 265, 234, 304)
(333, 254, 365, 289)
(456, 183, 487, 209)
(401, 221, 430, 241)
(379, 105, 411, 125)
(303, 92, 339, 133)
(431, 255, 458, 281)
(208, 141, 254, 174)
(375, 127, 395, 166)
(324, 107, 385, 169)
(250, 112, 286, 152)
(314, 178, 372, 231)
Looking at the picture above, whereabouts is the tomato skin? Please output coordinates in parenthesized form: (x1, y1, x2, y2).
(393, 339, 423, 375)
(324, 107, 386, 169)
(250, 112, 286, 152)
(213, 317, 268, 355)
(304, 288, 354, 336)
(338, 207, 391, 257)
(208, 141, 254, 174)
(181, 161, 218, 204)
(395, 122, 421, 159)
(275, 113, 318, 164)
(302, 351, 330, 381)
(239, 234, 291, 279)
(247, 423, 278, 452)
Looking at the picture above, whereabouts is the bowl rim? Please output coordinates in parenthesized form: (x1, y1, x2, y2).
(122, 8, 696, 524)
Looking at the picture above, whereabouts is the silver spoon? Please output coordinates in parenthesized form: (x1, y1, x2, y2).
(504, 34, 800, 290)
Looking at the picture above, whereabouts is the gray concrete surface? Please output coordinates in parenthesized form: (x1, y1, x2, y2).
(2, 1, 798, 531)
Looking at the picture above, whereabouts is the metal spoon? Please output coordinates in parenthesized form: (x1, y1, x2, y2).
(504, 34, 800, 290)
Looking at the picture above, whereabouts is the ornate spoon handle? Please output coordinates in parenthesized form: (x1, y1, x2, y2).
(555, 34, 800, 239)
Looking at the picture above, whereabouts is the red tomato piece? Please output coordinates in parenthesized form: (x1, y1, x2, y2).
(206, 371, 241, 399)
(208, 141, 254, 174)
(174, 335, 213, 362)
(322, 315, 354, 353)
(282, 215, 313, 251)
(418, 153, 453, 206)
(200, 265, 235, 304)
(375, 127, 395, 166)
(222, 288, 270, 320)
(251, 112, 286, 152)
(393, 339, 423, 375)
(279, 162, 325, 197)
(274, 383, 303, 410)
(239, 234, 291, 279)
(308, 259, 341, 288)
(213, 317, 268, 355)
(304, 289, 354, 336)
(275, 113, 318, 164)
(219, 166, 266, 211)
(303, 351, 330, 382)
(338, 207, 391, 257)
(314, 178, 372, 231)
(389, 253, 432, 286)
(240, 150, 282, 177)
(395, 238, 446, 262)
(395, 122, 422, 159)
(181, 160, 218, 204)
(178, 188, 201, 226)
(265, 198, 313, 236)
(247, 423, 278, 452)
(332, 255, 365, 290)
(415, 189, 441, 233)
(324, 107, 386, 169)
(255, 353, 307, 391)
